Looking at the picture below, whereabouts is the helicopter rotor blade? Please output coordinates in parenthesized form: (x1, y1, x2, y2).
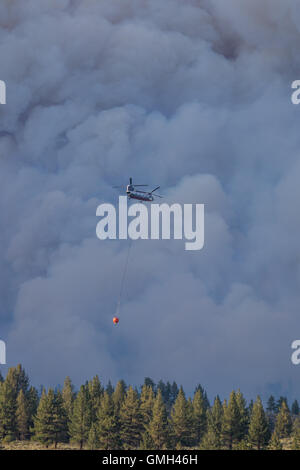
(151, 186, 160, 193)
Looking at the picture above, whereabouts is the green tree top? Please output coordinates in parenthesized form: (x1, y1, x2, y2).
(147, 389, 169, 450)
(119, 386, 143, 449)
(274, 401, 292, 438)
(97, 391, 120, 450)
(113, 380, 127, 415)
(69, 385, 91, 449)
(192, 387, 207, 444)
(248, 396, 270, 450)
(62, 376, 75, 421)
(221, 392, 241, 450)
(170, 387, 194, 448)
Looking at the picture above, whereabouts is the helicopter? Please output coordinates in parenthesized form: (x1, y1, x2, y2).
(113, 177, 163, 202)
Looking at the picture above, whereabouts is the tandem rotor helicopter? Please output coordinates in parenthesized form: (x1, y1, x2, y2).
(113, 177, 163, 202)
(111, 177, 163, 325)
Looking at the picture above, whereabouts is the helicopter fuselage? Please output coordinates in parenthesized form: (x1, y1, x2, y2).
(127, 190, 154, 202)
(123, 182, 160, 202)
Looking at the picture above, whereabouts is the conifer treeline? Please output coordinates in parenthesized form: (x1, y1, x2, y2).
(0, 365, 300, 450)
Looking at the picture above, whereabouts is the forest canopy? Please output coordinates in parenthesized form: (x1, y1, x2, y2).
(0, 365, 299, 450)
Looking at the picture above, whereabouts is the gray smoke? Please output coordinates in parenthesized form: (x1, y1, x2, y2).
(0, 0, 300, 400)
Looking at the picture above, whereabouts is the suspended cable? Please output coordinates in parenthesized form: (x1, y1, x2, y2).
(114, 237, 132, 323)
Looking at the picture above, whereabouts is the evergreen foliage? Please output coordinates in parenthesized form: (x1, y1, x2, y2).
(62, 376, 75, 423)
(88, 422, 99, 450)
(119, 386, 143, 449)
(192, 388, 207, 444)
(113, 380, 127, 415)
(16, 390, 30, 440)
(33, 389, 59, 448)
(291, 400, 300, 416)
(274, 401, 292, 438)
(248, 396, 270, 450)
(69, 385, 91, 449)
(266, 395, 276, 414)
(170, 387, 194, 448)
(147, 390, 169, 449)
(97, 391, 120, 449)
(221, 392, 241, 449)
(0, 365, 298, 450)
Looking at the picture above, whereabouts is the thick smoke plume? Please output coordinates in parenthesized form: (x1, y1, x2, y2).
(0, 0, 300, 399)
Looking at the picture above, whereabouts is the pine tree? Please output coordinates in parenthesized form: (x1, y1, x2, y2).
(143, 378, 156, 392)
(248, 396, 270, 450)
(266, 395, 276, 414)
(16, 390, 30, 440)
(0, 365, 29, 441)
(139, 430, 155, 450)
(291, 400, 300, 416)
(170, 387, 193, 448)
(113, 380, 126, 415)
(53, 390, 68, 448)
(62, 376, 75, 424)
(97, 391, 120, 449)
(69, 385, 91, 449)
(210, 396, 223, 434)
(147, 390, 169, 449)
(194, 384, 210, 410)
(33, 389, 58, 448)
(8, 364, 29, 397)
(200, 427, 222, 450)
(0, 378, 17, 441)
(140, 385, 154, 427)
(88, 375, 103, 423)
(187, 397, 195, 440)
(157, 380, 178, 410)
(157, 381, 171, 409)
(201, 396, 224, 449)
(192, 388, 207, 444)
(106, 380, 114, 396)
(27, 386, 39, 435)
(3, 364, 298, 450)
(234, 439, 251, 450)
(201, 412, 222, 450)
(170, 382, 179, 408)
(291, 418, 300, 449)
(221, 392, 241, 450)
(276, 397, 288, 414)
(88, 422, 99, 450)
(274, 401, 292, 438)
(157, 380, 166, 398)
(119, 386, 143, 449)
(268, 431, 282, 450)
(236, 389, 249, 440)
(166, 382, 174, 409)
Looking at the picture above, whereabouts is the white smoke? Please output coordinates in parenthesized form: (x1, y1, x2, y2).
(0, 0, 300, 399)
